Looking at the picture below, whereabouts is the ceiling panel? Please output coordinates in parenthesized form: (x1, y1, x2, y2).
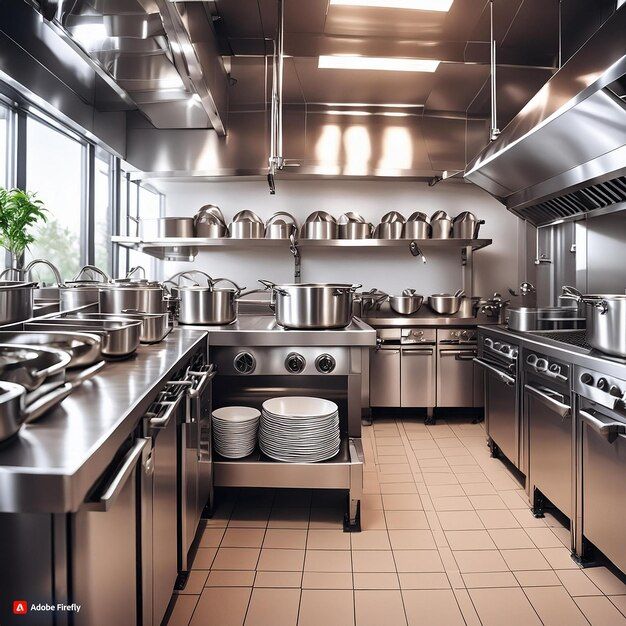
(424, 62, 489, 112)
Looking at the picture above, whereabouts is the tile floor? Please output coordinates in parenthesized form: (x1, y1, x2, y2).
(165, 417, 626, 626)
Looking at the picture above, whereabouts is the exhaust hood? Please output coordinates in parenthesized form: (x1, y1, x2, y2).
(464, 5, 626, 226)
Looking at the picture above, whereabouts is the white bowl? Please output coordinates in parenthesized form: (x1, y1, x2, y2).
(212, 406, 261, 423)
(262, 396, 338, 418)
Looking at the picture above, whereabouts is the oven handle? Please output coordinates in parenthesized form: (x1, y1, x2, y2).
(402, 348, 434, 355)
(149, 399, 178, 428)
(524, 384, 571, 418)
(440, 349, 477, 360)
(188, 364, 217, 400)
(473, 357, 515, 386)
(580, 409, 626, 444)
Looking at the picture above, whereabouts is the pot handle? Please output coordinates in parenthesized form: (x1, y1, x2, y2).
(454, 289, 466, 298)
(258, 279, 288, 296)
(474, 219, 485, 238)
(23, 383, 73, 424)
(266, 211, 298, 227)
(560, 285, 603, 307)
(211, 278, 245, 295)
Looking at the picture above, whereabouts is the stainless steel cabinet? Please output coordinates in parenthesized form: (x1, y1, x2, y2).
(437, 348, 475, 407)
(370, 347, 400, 407)
(401, 346, 436, 407)
(485, 369, 518, 466)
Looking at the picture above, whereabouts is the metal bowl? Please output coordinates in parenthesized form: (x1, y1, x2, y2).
(428, 290, 465, 315)
(389, 293, 424, 315)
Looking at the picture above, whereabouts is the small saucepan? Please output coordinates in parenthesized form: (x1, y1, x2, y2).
(428, 289, 466, 315)
(389, 290, 424, 316)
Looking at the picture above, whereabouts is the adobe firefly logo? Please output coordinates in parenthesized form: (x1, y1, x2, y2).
(13, 600, 28, 615)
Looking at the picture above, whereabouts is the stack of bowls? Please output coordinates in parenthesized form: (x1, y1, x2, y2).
(300, 211, 338, 239)
(212, 406, 260, 458)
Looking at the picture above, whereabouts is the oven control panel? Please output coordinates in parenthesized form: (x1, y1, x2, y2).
(438, 328, 477, 344)
(575, 366, 626, 409)
(524, 352, 570, 383)
(483, 336, 518, 360)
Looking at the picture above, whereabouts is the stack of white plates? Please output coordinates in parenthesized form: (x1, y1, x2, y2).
(260, 396, 341, 463)
(212, 406, 260, 458)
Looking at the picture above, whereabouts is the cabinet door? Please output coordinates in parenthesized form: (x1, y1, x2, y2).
(370, 348, 400, 406)
(437, 349, 474, 407)
(401, 347, 436, 407)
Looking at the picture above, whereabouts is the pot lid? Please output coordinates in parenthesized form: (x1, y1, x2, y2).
(338, 211, 366, 224)
(0, 280, 37, 290)
(232, 210, 263, 223)
(453, 211, 478, 223)
(431, 210, 451, 221)
(196, 204, 225, 225)
(305, 210, 337, 223)
(407, 212, 429, 222)
(380, 211, 406, 223)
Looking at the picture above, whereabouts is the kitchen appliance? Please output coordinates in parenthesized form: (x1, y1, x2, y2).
(176, 278, 246, 326)
(72, 312, 170, 344)
(265, 211, 298, 239)
(99, 281, 168, 315)
(228, 210, 265, 239)
(338, 212, 373, 239)
(0, 381, 26, 443)
(561, 286, 626, 358)
(475, 330, 521, 469)
(507, 305, 585, 332)
(194, 204, 226, 238)
(374, 211, 405, 239)
(452, 211, 484, 239)
(403, 212, 431, 239)
(0, 280, 36, 325)
(129, 215, 195, 239)
(524, 349, 573, 520)
(429, 290, 465, 315)
(300, 211, 338, 239)
(437, 329, 483, 409)
(259, 280, 360, 330)
(430, 210, 452, 239)
(575, 365, 626, 573)
(388, 290, 424, 316)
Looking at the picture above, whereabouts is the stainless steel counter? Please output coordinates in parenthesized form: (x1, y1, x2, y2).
(363, 310, 499, 328)
(189, 315, 376, 347)
(0, 328, 207, 514)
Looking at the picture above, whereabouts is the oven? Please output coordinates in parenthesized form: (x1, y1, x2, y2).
(524, 350, 573, 521)
(575, 366, 626, 573)
(475, 331, 521, 469)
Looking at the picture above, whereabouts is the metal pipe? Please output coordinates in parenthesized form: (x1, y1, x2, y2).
(276, 0, 285, 162)
(268, 0, 285, 193)
(489, 0, 500, 141)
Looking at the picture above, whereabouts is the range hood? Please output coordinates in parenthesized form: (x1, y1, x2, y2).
(465, 5, 626, 226)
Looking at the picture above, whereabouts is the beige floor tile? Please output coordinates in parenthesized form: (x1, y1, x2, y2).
(257, 549, 305, 572)
(306, 529, 350, 550)
(488, 529, 535, 549)
(355, 590, 406, 626)
(453, 550, 508, 573)
(385, 510, 429, 530)
(388, 529, 436, 550)
(445, 530, 496, 550)
(378, 455, 408, 464)
(510, 508, 547, 528)
(469, 587, 542, 626)
(199, 528, 225, 548)
(403, 589, 465, 626)
(552, 525, 573, 547)
(437, 510, 484, 531)
(524, 585, 588, 626)
(263, 529, 307, 550)
(178, 571, 209, 595)
(378, 463, 412, 474)
(192, 548, 218, 570)
(462, 572, 519, 588)
(410, 439, 439, 450)
(427, 484, 465, 498)
(304, 550, 352, 573)
(254, 571, 301, 588)
(468, 494, 508, 510)
(382, 494, 423, 511)
(432, 496, 473, 511)
(377, 473, 414, 484)
(413, 448, 445, 460)
(453, 588, 483, 626)
(362, 494, 383, 511)
(222, 528, 266, 548)
(476, 509, 521, 529)
(555, 569, 602, 596)
(167, 595, 199, 626)
(455, 472, 489, 484)
(353, 572, 399, 589)
(393, 550, 445, 573)
(302, 572, 353, 589)
(585, 567, 626, 595)
(189, 587, 252, 626)
(379, 482, 417, 494)
(513, 570, 560, 587)
(298, 590, 355, 626)
(206, 570, 256, 587)
(229, 508, 270, 528)
(350, 529, 391, 550)
(423, 472, 459, 486)
(501, 548, 551, 571)
(268, 508, 310, 529)
(352, 550, 396, 573)
(419, 458, 451, 469)
(309, 508, 344, 529)
(524, 527, 563, 548)
(399, 572, 450, 589)
(360, 508, 387, 530)
(461, 483, 498, 496)
(575, 596, 626, 626)
(498, 490, 530, 510)
(377, 445, 406, 455)
(211, 547, 260, 571)
(540, 546, 579, 569)
(610, 596, 626, 618)
(244, 588, 300, 626)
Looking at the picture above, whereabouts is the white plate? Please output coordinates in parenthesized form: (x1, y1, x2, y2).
(262, 396, 338, 418)
(212, 406, 261, 423)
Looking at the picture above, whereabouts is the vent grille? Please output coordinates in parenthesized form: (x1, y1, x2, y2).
(517, 175, 626, 225)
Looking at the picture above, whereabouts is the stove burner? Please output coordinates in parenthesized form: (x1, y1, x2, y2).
(529, 330, 592, 350)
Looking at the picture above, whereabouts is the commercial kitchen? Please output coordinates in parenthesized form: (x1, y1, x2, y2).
(0, 1, 625, 625)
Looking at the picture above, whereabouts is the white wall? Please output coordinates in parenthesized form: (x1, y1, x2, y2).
(155, 179, 521, 297)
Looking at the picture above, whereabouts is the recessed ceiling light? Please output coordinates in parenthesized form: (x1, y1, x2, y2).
(318, 55, 440, 72)
(329, 0, 454, 11)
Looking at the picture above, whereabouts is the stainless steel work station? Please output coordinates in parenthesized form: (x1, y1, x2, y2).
(1, 1, 626, 625)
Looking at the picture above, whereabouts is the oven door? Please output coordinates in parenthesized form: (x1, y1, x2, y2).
(370, 345, 400, 407)
(474, 357, 519, 467)
(402, 346, 436, 407)
(579, 402, 626, 573)
(437, 347, 476, 407)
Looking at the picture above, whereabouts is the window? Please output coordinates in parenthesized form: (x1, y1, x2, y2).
(94, 148, 113, 273)
(0, 103, 13, 188)
(25, 115, 86, 280)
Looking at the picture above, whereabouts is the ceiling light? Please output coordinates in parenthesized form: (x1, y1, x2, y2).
(329, 0, 453, 11)
(318, 55, 439, 72)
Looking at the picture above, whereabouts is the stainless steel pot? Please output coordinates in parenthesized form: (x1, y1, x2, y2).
(561, 286, 626, 357)
(99, 282, 167, 314)
(338, 212, 373, 239)
(389, 290, 424, 315)
(259, 280, 360, 329)
(452, 211, 485, 239)
(129, 215, 195, 239)
(59, 265, 112, 310)
(428, 289, 465, 315)
(229, 210, 265, 239)
(74, 312, 171, 344)
(0, 382, 26, 442)
(300, 211, 338, 240)
(265, 212, 298, 239)
(374, 211, 405, 239)
(194, 204, 226, 238)
(0, 280, 35, 325)
(403, 212, 431, 239)
(430, 210, 452, 239)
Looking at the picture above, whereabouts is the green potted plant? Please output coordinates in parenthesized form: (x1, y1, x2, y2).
(0, 187, 47, 276)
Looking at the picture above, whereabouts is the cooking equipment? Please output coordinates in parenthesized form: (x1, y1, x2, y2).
(403, 212, 431, 239)
(128, 215, 195, 239)
(430, 210, 452, 239)
(561, 286, 626, 358)
(338, 212, 373, 239)
(300, 211, 338, 240)
(428, 289, 465, 315)
(99, 281, 167, 315)
(0, 280, 35, 325)
(0, 382, 25, 443)
(228, 210, 264, 239)
(374, 211, 405, 239)
(507, 305, 584, 331)
(72, 312, 171, 344)
(194, 204, 226, 238)
(388, 290, 424, 315)
(524, 349, 573, 519)
(259, 280, 360, 329)
(176, 277, 246, 326)
(265, 212, 298, 239)
(452, 211, 485, 239)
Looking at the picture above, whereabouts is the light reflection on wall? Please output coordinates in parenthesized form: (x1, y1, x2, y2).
(342, 125, 371, 175)
(378, 126, 413, 173)
(314, 124, 342, 175)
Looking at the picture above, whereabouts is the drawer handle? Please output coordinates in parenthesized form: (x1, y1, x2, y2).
(580, 409, 626, 444)
(473, 357, 514, 386)
(524, 384, 571, 419)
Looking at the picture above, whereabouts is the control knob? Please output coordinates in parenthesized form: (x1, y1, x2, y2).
(609, 385, 623, 398)
(285, 352, 306, 374)
(580, 372, 594, 386)
(535, 358, 548, 372)
(596, 378, 608, 391)
(234, 352, 256, 374)
(315, 354, 336, 374)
